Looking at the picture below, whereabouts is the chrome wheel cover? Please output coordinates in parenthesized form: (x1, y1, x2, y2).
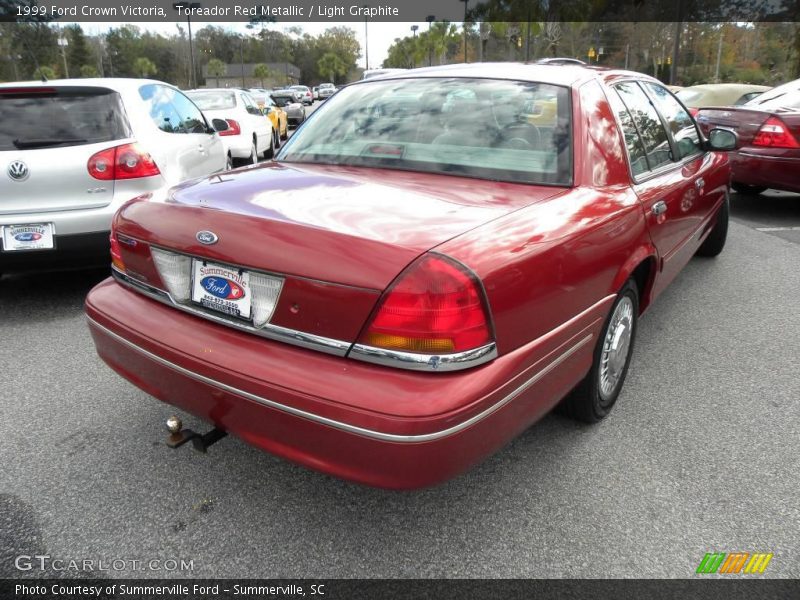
(599, 296, 634, 401)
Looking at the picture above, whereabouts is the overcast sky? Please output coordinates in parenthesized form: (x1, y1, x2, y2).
(72, 21, 445, 70)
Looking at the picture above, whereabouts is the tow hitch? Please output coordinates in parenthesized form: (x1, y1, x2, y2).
(165, 416, 227, 453)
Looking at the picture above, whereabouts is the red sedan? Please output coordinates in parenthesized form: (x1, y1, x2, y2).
(86, 64, 736, 489)
(695, 77, 800, 195)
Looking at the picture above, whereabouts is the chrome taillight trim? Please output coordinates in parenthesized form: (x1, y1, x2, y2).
(348, 342, 498, 372)
(112, 266, 499, 372)
(111, 267, 350, 357)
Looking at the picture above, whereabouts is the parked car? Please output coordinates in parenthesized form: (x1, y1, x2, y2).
(289, 85, 313, 105)
(186, 89, 276, 167)
(676, 83, 771, 115)
(271, 91, 306, 126)
(695, 77, 800, 195)
(262, 95, 289, 141)
(318, 82, 336, 100)
(0, 78, 227, 274)
(312, 86, 319, 101)
(86, 63, 735, 489)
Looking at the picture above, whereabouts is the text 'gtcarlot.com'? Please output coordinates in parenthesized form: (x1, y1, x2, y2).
(14, 554, 194, 572)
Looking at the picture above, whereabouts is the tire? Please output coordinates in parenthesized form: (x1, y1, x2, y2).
(731, 182, 767, 195)
(280, 120, 288, 140)
(235, 138, 257, 167)
(559, 280, 639, 423)
(263, 131, 276, 159)
(225, 153, 233, 171)
(696, 193, 729, 257)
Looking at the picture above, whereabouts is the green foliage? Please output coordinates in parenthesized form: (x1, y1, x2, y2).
(253, 63, 273, 86)
(132, 56, 157, 78)
(32, 65, 56, 80)
(79, 64, 98, 78)
(317, 52, 347, 84)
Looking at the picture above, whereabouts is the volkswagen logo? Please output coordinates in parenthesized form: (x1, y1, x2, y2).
(7, 160, 29, 182)
(196, 230, 219, 245)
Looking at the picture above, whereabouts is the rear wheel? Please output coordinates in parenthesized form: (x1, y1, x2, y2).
(696, 193, 729, 257)
(559, 280, 639, 423)
(263, 131, 276, 159)
(281, 119, 288, 140)
(225, 153, 233, 171)
(732, 182, 767, 195)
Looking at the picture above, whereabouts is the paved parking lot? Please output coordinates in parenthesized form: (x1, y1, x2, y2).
(1, 181, 798, 579)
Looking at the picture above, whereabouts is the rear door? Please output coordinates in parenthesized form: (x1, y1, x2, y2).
(0, 86, 132, 214)
(607, 80, 724, 294)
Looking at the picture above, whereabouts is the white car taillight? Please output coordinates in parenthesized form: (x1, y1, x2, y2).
(249, 272, 284, 328)
(150, 248, 192, 303)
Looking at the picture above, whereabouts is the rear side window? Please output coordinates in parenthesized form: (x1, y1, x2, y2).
(606, 86, 650, 177)
(613, 82, 673, 172)
(0, 87, 130, 151)
(186, 91, 237, 111)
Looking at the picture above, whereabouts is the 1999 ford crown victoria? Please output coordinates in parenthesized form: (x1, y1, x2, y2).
(86, 63, 736, 488)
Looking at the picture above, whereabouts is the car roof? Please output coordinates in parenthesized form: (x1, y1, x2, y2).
(0, 77, 171, 94)
(680, 83, 771, 92)
(352, 62, 654, 88)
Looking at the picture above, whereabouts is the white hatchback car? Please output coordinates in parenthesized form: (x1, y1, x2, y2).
(186, 89, 275, 167)
(0, 78, 228, 274)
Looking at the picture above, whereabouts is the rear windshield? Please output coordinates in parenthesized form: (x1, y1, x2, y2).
(186, 91, 237, 110)
(745, 83, 800, 110)
(278, 77, 572, 186)
(272, 95, 294, 107)
(0, 87, 130, 151)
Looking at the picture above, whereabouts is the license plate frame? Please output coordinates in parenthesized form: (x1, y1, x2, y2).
(191, 259, 252, 321)
(1, 223, 55, 252)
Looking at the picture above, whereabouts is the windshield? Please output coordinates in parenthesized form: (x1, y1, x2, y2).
(0, 87, 130, 151)
(272, 95, 293, 107)
(277, 77, 572, 186)
(186, 91, 237, 110)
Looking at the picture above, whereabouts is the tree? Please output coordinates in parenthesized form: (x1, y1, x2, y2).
(80, 64, 98, 78)
(32, 65, 56, 80)
(207, 57, 226, 86)
(253, 63, 272, 87)
(64, 24, 91, 77)
(132, 56, 157, 78)
(317, 52, 347, 84)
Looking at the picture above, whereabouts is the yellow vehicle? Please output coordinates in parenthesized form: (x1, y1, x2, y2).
(248, 89, 289, 140)
(263, 97, 289, 140)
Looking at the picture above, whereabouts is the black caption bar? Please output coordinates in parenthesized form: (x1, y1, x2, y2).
(1, 0, 799, 23)
(3, 579, 800, 600)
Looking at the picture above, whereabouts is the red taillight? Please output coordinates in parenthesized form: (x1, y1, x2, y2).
(752, 116, 800, 148)
(688, 107, 699, 117)
(358, 254, 493, 354)
(88, 143, 160, 180)
(218, 119, 241, 137)
(110, 226, 125, 272)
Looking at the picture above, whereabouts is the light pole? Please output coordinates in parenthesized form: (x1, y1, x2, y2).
(411, 25, 418, 68)
(426, 15, 435, 66)
(459, 0, 468, 63)
(57, 35, 69, 78)
(173, 2, 201, 88)
(239, 36, 246, 87)
(363, 5, 369, 70)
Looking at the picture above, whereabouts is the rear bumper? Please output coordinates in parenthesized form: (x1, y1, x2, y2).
(730, 151, 800, 193)
(0, 231, 109, 273)
(85, 279, 604, 488)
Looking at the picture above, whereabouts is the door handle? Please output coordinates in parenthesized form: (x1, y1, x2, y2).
(651, 200, 668, 216)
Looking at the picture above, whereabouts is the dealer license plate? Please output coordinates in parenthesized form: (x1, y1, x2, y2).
(1, 223, 55, 251)
(192, 260, 252, 320)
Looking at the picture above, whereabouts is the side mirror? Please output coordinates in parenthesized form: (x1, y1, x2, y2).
(707, 128, 737, 151)
(211, 118, 230, 133)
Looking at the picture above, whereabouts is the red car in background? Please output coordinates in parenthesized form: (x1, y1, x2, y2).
(696, 77, 800, 195)
(86, 64, 736, 488)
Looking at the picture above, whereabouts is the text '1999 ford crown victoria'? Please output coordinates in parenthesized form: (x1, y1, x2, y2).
(86, 63, 737, 488)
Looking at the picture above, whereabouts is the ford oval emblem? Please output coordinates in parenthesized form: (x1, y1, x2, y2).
(201, 276, 245, 300)
(14, 232, 42, 242)
(196, 230, 218, 245)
